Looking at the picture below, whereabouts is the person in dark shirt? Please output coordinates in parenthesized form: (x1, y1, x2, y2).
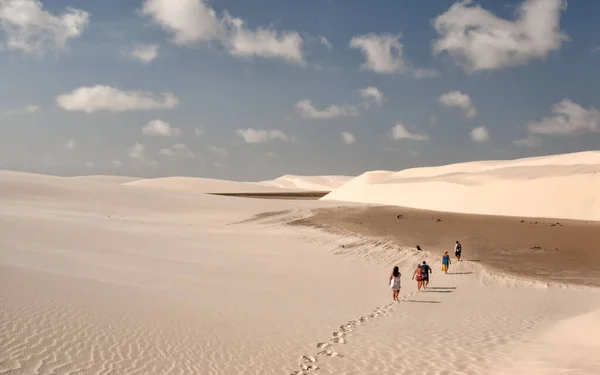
(420, 261, 432, 289)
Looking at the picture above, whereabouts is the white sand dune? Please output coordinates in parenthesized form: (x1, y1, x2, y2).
(2, 170, 600, 374)
(123, 176, 304, 193)
(323, 151, 600, 221)
(259, 174, 353, 191)
(71, 175, 143, 184)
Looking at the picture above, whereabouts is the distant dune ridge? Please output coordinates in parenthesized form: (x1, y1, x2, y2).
(69, 174, 353, 194)
(323, 151, 600, 221)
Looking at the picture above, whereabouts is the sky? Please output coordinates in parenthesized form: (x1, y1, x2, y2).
(0, 0, 599, 181)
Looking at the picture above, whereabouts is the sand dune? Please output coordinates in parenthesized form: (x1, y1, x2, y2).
(323, 151, 600, 221)
(70, 175, 143, 184)
(123, 176, 304, 193)
(259, 174, 352, 191)
(2, 169, 600, 374)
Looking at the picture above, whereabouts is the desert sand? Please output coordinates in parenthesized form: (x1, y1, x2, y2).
(323, 151, 600, 221)
(2, 158, 600, 374)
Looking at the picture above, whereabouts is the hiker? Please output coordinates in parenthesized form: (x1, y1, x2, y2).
(389, 266, 401, 301)
(442, 251, 451, 274)
(420, 261, 432, 289)
(412, 264, 424, 291)
(455, 241, 462, 261)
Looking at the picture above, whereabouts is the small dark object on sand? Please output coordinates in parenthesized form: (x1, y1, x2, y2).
(520, 220, 524, 223)
(397, 214, 403, 219)
(417, 245, 422, 251)
(436, 219, 442, 222)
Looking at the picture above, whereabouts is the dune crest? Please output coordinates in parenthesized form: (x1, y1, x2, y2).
(323, 151, 600, 221)
(259, 174, 352, 191)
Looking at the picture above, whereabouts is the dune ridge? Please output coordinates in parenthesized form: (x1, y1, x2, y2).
(323, 151, 600, 221)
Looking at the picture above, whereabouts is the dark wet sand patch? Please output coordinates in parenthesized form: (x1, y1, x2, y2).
(291, 205, 600, 288)
(209, 192, 328, 200)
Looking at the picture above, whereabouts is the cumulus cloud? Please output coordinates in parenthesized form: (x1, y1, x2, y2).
(3, 104, 40, 115)
(56, 85, 179, 113)
(130, 43, 158, 63)
(208, 145, 229, 157)
(349, 33, 406, 74)
(222, 15, 304, 65)
(359, 87, 385, 108)
(295, 99, 359, 119)
(470, 126, 489, 142)
(128, 142, 157, 167)
(142, 0, 304, 65)
(159, 143, 195, 158)
(141, 0, 221, 44)
(389, 123, 429, 141)
(341, 132, 355, 145)
(527, 99, 600, 135)
(0, 0, 89, 54)
(439, 91, 477, 119)
(513, 135, 541, 147)
(142, 119, 181, 137)
(65, 139, 76, 151)
(432, 0, 567, 73)
(235, 128, 289, 144)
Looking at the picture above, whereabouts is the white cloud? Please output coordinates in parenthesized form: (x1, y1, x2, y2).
(223, 15, 304, 65)
(389, 123, 429, 141)
(128, 142, 157, 167)
(295, 99, 359, 119)
(359, 87, 385, 108)
(56, 85, 179, 113)
(513, 135, 541, 147)
(349, 33, 406, 74)
(235, 128, 289, 144)
(141, 0, 221, 45)
(142, 0, 304, 65)
(341, 132, 355, 145)
(65, 139, 76, 151)
(160, 143, 195, 158)
(592, 46, 600, 53)
(142, 119, 181, 137)
(432, 0, 567, 73)
(439, 91, 477, 119)
(130, 43, 158, 63)
(3, 104, 40, 115)
(84, 161, 94, 168)
(195, 127, 205, 137)
(208, 145, 229, 157)
(320, 36, 332, 50)
(0, 0, 89, 54)
(528, 99, 600, 135)
(112, 160, 123, 168)
(470, 126, 489, 142)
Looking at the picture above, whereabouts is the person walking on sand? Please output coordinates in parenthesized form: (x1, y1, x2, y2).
(389, 266, 402, 301)
(420, 261, 432, 289)
(412, 264, 423, 291)
(455, 241, 463, 261)
(442, 251, 451, 274)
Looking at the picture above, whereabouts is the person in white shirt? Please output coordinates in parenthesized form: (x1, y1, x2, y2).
(454, 241, 462, 261)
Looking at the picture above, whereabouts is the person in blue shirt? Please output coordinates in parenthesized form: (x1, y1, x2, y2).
(420, 261, 432, 289)
(442, 251, 451, 274)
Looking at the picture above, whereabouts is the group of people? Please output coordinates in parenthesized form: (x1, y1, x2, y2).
(388, 241, 463, 300)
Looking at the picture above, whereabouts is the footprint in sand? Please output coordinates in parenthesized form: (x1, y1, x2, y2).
(302, 355, 316, 363)
(330, 336, 347, 344)
(318, 349, 344, 358)
(316, 342, 330, 349)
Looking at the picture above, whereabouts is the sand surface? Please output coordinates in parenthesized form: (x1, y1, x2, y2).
(297, 205, 600, 287)
(323, 151, 600, 221)
(2, 169, 600, 374)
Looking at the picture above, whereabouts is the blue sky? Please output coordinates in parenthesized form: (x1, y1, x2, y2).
(0, 0, 599, 181)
